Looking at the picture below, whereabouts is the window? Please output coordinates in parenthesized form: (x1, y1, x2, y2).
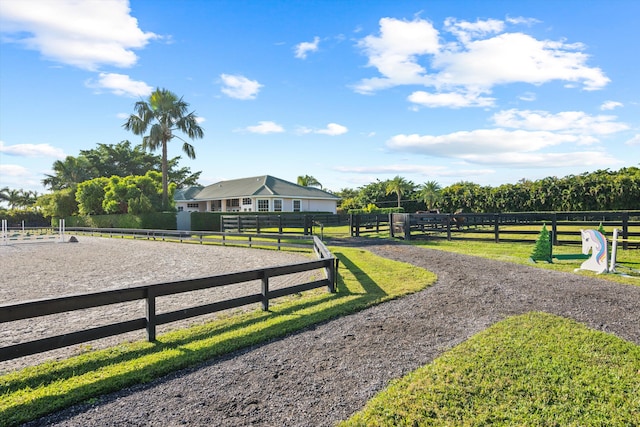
(258, 199, 269, 212)
(273, 199, 282, 212)
(227, 198, 240, 207)
(293, 200, 301, 212)
(187, 203, 199, 208)
(242, 198, 252, 205)
(177, 206, 184, 212)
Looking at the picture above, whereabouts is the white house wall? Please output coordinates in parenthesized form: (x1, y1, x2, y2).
(177, 197, 337, 214)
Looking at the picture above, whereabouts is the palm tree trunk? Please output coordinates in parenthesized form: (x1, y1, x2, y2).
(162, 139, 169, 210)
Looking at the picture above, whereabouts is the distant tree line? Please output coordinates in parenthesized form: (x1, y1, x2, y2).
(334, 167, 640, 213)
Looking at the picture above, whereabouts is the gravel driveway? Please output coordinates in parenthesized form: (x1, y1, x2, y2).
(21, 240, 640, 426)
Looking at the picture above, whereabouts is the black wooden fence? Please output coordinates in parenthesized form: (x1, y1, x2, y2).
(389, 211, 640, 248)
(0, 235, 337, 362)
(221, 214, 350, 235)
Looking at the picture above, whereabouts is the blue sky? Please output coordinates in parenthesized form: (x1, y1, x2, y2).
(1, 0, 638, 195)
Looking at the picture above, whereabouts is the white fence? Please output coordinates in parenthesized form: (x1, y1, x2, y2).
(1, 219, 65, 245)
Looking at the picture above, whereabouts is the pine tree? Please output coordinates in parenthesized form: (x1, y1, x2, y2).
(530, 224, 552, 263)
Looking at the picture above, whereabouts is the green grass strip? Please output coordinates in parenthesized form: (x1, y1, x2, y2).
(0, 247, 435, 426)
(340, 312, 640, 427)
(409, 239, 640, 287)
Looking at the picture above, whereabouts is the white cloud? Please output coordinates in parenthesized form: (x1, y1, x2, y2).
(443, 17, 504, 44)
(518, 92, 536, 102)
(354, 17, 440, 93)
(316, 123, 348, 136)
(600, 100, 623, 110)
(220, 74, 263, 100)
(0, 163, 31, 177)
(245, 121, 284, 134)
(492, 109, 629, 136)
(408, 90, 495, 108)
(386, 122, 625, 169)
(86, 73, 152, 97)
(294, 36, 320, 59)
(388, 129, 577, 157)
(354, 16, 610, 107)
(0, 140, 66, 158)
(333, 164, 494, 178)
(0, 0, 157, 70)
(627, 134, 640, 146)
(459, 151, 620, 168)
(432, 33, 609, 91)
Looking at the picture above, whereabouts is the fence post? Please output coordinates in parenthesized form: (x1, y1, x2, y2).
(622, 211, 629, 250)
(389, 213, 394, 238)
(494, 213, 500, 243)
(552, 213, 558, 245)
(330, 258, 339, 293)
(146, 289, 157, 342)
(261, 272, 269, 311)
(404, 214, 411, 240)
(446, 214, 452, 241)
(256, 215, 260, 234)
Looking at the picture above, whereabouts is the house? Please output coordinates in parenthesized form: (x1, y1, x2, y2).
(174, 175, 340, 214)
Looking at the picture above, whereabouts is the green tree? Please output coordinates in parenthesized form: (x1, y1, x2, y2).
(297, 175, 322, 189)
(530, 224, 552, 263)
(36, 189, 78, 218)
(76, 177, 109, 215)
(123, 88, 204, 210)
(0, 188, 37, 209)
(418, 181, 442, 211)
(385, 176, 414, 208)
(42, 156, 95, 191)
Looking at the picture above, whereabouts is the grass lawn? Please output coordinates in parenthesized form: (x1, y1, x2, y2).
(408, 237, 640, 286)
(340, 312, 640, 426)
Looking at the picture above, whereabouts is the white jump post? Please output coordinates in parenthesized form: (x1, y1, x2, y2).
(2, 219, 7, 245)
(610, 228, 619, 273)
(59, 218, 65, 242)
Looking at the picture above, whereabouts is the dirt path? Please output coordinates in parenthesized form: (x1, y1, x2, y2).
(21, 241, 640, 426)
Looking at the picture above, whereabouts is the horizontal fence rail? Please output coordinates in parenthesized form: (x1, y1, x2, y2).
(221, 214, 351, 235)
(0, 234, 337, 362)
(389, 211, 640, 247)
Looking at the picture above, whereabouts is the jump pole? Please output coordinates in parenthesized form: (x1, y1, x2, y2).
(610, 228, 619, 273)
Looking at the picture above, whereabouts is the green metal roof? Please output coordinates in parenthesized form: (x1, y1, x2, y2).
(174, 185, 204, 201)
(189, 175, 340, 200)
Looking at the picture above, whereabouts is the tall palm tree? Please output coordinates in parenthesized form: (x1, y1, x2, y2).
(419, 180, 442, 211)
(123, 88, 204, 210)
(385, 175, 412, 208)
(297, 175, 322, 189)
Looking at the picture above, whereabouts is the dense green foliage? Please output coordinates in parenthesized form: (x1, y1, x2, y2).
(65, 212, 177, 229)
(76, 171, 171, 215)
(191, 212, 224, 231)
(335, 167, 640, 213)
(42, 141, 200, 192)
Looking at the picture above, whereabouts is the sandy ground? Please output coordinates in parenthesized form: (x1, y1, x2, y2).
(0, 236, 318, 373)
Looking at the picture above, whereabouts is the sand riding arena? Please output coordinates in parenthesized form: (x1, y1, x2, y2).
(0, 236, 319, 373)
